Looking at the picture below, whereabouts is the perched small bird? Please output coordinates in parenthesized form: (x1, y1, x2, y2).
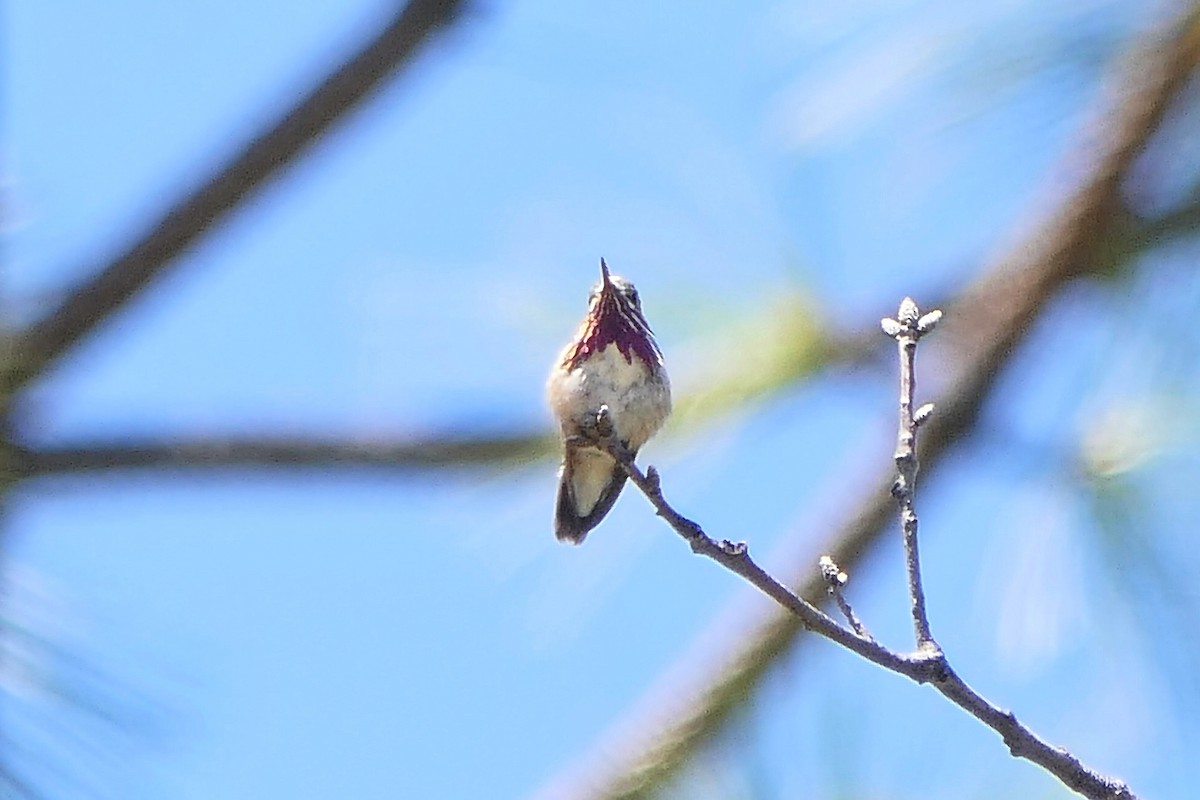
(547, 259, 672, 543)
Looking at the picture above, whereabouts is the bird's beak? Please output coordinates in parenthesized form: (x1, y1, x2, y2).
(599, 257, 613, 293)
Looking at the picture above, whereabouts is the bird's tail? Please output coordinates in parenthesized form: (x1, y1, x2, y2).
(553, 448, 631, 544)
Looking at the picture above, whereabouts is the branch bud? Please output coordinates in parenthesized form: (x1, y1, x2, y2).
(917, 309, 943, 334)
(914, 403, 935, 427)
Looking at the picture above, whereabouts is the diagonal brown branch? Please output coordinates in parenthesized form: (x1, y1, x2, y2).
(535, 4, 1200, 798)
(3, 0, 471, 394)
(14, 430, 553, 477)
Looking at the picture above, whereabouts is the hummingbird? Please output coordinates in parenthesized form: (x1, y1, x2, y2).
(547, 258, 672, 544)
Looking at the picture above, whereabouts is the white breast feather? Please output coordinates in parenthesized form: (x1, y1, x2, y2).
(547, 343, 671, 451)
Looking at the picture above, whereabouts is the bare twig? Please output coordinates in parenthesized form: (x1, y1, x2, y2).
(818, 555, 870, 640)
(591, 405, 930, 676)
(537, 6, 1200, 797)
(14, 429, 552, 478)
(882, 299, 941, 650)
(592, 319, 1139, 800)
(3, 0, 471, 394)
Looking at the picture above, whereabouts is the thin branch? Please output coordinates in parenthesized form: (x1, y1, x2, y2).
(587, 404, 1136, 800)
(586, 406, 918, 674)
(818, 555, 871, 640)
(537, 5, 1200, 798)
(14, 430, 552, 477)
(882, 299, 941, 650)
(820, 556, 868, 638)
(3, 0, 471, 394)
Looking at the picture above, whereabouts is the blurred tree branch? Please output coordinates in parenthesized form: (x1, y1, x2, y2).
(1, 0, 470, 395)
(1127, 184, 1200, 248)
(1, 4, 473, 796)
(11, 325, 879, 476)
(0, 767, 44, 800)
(534, 4, 1200, 798)
(16, 430, 553, 476)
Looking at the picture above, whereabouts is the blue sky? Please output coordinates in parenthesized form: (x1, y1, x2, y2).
(5, 0, 1198, 798)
